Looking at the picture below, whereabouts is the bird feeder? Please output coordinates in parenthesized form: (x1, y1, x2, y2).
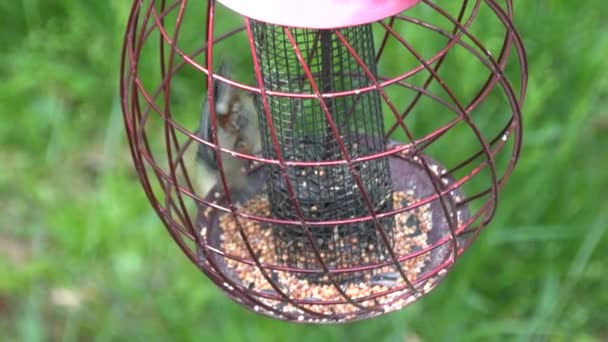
(120, 0, 527, 323)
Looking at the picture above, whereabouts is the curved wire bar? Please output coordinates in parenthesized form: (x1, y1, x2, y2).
(120, 0, 527, 322)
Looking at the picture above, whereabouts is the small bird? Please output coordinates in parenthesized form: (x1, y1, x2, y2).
(195, 63, 261, 198)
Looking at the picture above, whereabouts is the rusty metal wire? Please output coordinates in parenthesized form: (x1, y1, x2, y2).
(120, 0, 527, 323)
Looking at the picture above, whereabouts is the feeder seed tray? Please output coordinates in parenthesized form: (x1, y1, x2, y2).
(196, 144, 470, 322)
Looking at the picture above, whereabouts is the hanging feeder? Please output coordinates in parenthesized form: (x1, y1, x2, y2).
(120, 0, 527, 323)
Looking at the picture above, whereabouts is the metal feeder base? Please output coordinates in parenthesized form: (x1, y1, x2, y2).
(195, 143, 470, 323)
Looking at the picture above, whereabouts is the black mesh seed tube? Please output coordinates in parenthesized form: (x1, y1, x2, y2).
(251, 21, 394, 284)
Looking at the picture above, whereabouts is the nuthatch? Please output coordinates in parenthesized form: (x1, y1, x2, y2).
(195, 64, 261, 197)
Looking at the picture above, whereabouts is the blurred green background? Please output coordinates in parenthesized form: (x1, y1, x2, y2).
(1, 1, 607, 341)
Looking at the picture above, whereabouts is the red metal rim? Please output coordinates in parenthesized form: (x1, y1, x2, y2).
(217, 0, 422, 29)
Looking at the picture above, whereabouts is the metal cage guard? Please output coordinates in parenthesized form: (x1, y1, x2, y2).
(120, 0, 528, 323)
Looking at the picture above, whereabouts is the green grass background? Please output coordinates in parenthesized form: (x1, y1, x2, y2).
(1, 1, 607, 341)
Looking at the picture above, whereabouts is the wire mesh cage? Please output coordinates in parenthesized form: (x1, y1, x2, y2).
(120, 0, 527, 323)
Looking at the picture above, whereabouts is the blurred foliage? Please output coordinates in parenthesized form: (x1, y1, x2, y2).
(1, 1, 607, 341)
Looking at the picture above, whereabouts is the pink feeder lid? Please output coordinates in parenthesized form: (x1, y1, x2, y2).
(217, 0, 421, 29)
